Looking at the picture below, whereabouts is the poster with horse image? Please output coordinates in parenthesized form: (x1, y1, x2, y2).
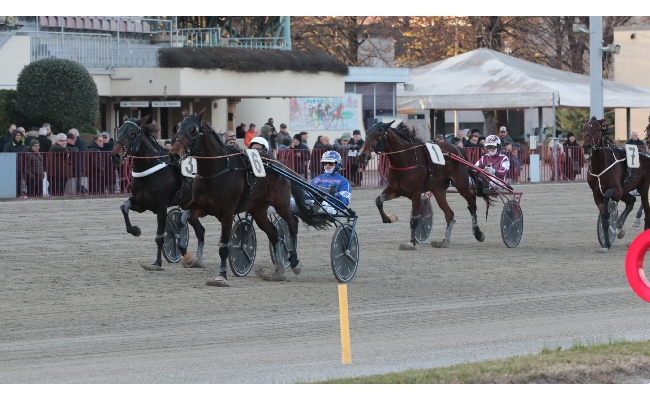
(290, 95, 359, 131)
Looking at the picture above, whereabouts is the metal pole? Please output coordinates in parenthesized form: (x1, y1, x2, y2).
(538, 106, 544, 179)
(117, 17, 120, 67)
(552, 92, 557, 182)
(627, 107, 631, 140)
(590, 16, 604, 119)
(454, 110, 458, 134)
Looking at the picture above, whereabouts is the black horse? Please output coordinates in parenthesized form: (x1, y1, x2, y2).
(168, 109, 326, 287)
(111, 115, 206, 270)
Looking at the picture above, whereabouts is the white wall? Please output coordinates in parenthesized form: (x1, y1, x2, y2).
(0, 36, 30, 88)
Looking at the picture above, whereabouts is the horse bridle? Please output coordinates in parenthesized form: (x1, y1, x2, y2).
(583, 118, 610, 153)
(115, 119, 143, 156)
(365, 121, 391, 155)
(174, 115, 204, 158)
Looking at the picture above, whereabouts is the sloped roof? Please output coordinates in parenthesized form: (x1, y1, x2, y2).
(397, 48, 650, 110)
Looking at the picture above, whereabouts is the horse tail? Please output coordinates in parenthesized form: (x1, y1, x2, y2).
(468, 167, 494, 220)
(290, 180, 330, 230)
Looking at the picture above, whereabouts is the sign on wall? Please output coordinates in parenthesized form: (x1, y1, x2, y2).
(152, 101, 181, 107)
(290, 95, 358, 131)
(120, 101, 149, 107)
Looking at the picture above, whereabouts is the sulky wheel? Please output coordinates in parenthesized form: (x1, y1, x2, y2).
(269, 216, 292, 269)
(500, 200, 524, 248)
(597, 200, 619, 248)
(414, 195, 433, 244)
(331, 224, 359, 283)
(229, 216, 257, 277)
(163, 207, 189, 263)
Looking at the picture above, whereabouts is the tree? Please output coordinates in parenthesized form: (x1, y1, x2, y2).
(16, 58, 99, 134)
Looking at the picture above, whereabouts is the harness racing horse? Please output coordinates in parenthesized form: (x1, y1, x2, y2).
(111, 115, 206, 270)
(357, 121, 491, 249)
(168, 109, 325, 287)
(582, 116, 650, 252)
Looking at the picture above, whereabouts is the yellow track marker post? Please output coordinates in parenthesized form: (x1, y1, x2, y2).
(338, 284, 352, 364)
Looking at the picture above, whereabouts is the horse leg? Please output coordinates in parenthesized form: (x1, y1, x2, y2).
(376, 187, 399, 223)
(249, 207, 286, 282)
(399, 196, 421, 250)
(188, 219, 206, 268)
(430, 187, 455, 248)
(178, 201, 203, 269)
(275, 202, 303, 275)
(455, 176, 485, 242)
(641, 181, 650, 231)
(600, 189, 614, 252)
(616, 193, 636, 239)
(633, 203, 644, 227)
(120, 198, 141, 237)
(205, 215, 233, 287)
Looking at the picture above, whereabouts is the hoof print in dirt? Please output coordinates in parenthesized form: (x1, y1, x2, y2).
(141, 264, 164, 271)
(398, 242, 416, 250)
(206, 277, 230, 287)
(255, 267, 287, 282)
(430, 241, 449, 248)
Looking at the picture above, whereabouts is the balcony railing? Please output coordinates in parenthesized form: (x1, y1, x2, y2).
(175, 27, 290, 50)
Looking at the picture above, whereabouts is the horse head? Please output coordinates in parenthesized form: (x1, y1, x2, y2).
(644, 115, 650, 146)
(169, 108, 206, 166)
(357, 120, 394, 164)
(582, 116, 610, 160)
(111, 114, 152, 165)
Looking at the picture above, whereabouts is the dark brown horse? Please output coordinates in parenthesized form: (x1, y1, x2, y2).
(168, 109, 322, 287)
(357, 121, 491, 249)
(111, 115, 206, 270)
(583, 116, 650, 252)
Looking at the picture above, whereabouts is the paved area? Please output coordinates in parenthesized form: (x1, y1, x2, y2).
(1, 182, 649, 383)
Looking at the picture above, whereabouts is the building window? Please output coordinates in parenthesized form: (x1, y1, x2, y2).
(344, 82, 356, 93)
(354, 82, 396, 130)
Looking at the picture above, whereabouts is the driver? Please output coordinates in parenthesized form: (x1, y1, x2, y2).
(249, 136, 269, 153)
(309, 150, 352, 214)
(475, 135, 510, 181)
(267, 150, 352, 216)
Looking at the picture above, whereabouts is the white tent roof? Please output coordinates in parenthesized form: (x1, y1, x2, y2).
(397, 48, 650, 111)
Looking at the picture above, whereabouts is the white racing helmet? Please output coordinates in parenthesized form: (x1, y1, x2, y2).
(484, 135, 501, 152)
(320, 150, 342, 173)
(249, 137, 269, 152)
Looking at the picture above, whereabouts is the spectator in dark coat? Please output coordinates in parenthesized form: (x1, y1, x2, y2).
(348, 130, 365, 186)
(290, 134, 310, 178)
(48, 134, 74, 196)
(87, 135, 107, 194)
(36, 127, 52, 153)
(0, 124, 16, 151)
(3, 129, 27, 153)
(25, 140, 44, 196)
(235, 123, 247, 139)
(69, 128, 87, 151)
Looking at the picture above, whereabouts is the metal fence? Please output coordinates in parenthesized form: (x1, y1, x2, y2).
(175, 27, 290, 50)
(11, 145, 605, 199)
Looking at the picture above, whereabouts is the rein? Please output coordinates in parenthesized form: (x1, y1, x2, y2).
(588, 148, 626, 195)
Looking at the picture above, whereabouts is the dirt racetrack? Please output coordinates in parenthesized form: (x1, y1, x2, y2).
(1, 182, 650, 383)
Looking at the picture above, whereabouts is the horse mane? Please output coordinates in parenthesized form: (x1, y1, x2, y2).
(391, 121, 423, 144)
(140, 120, 168, 155)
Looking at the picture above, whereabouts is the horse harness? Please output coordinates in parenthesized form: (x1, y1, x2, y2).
(176, 115, 259, 213)
(369, 124, 435, 192)
(118, 118, 170, 178)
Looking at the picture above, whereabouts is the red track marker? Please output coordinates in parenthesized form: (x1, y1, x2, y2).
(625, 229, 650, 302)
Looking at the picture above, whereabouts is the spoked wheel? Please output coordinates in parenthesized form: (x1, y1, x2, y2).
(163, 207, 188, 263)
(597, 201, 619, 248)
(500, 200, 524, 248)
(414, 196, 433, 244)
(229, 215, 257, 277)
(269, 216, 292, 269)
(331, 224, 359, 283)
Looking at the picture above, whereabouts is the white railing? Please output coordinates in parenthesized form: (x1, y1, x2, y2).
(176, 27, 290, 50)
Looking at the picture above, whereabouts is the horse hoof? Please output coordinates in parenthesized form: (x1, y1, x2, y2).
(181, 252, 201, 268)
(632, 218, 641, 228)
(431, 241, 449, 248)
(131, 226, 141, 237)
(476, 232, 485, 242)
(617, 229, 625, 239)
(387, 214, 398, 223)
(291, 261, 302, 275)
(599, 247, 610, 253)
(141, 263, 163, 271)
(255, 267, 287, 282)
(398, 242, 416, 250)
(206, 276, 229, 287)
